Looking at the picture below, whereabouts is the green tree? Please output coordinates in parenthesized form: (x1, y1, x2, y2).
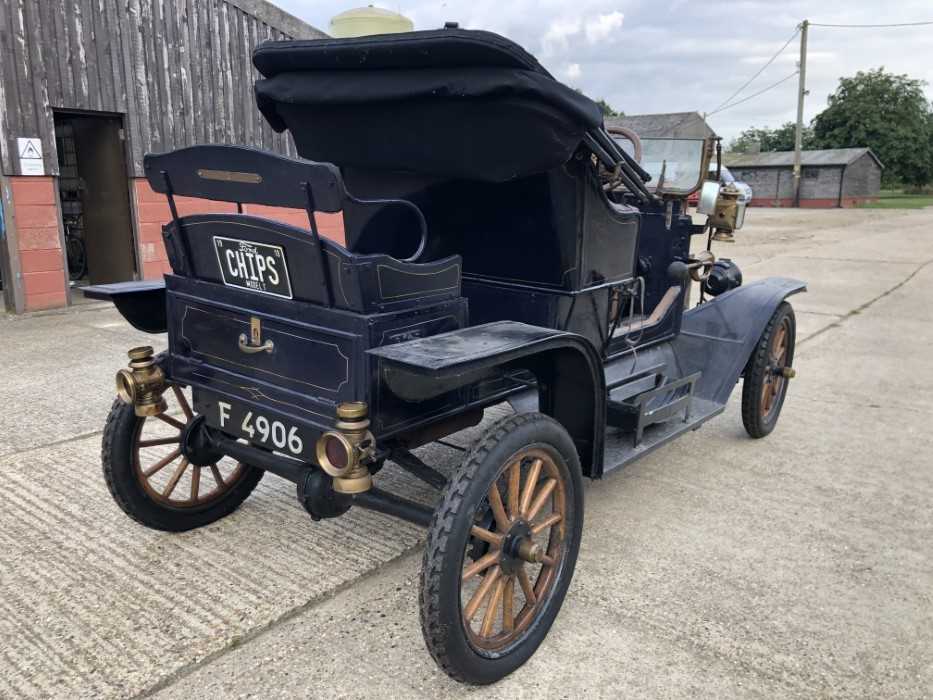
(729, 122, 814, 153)
(811, 68, 933, 186)
(596, 99, 621, 118)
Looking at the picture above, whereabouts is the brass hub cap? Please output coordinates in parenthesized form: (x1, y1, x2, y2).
(133, 385, 247, 508)
(761, 317, 792, 420)
(460, 448, 568, 653)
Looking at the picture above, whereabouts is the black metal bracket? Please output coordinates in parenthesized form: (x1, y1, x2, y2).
(389, 447, 448, 490)
(352, 488, 433, 528)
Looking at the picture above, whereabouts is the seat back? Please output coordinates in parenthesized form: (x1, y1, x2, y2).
(144, 144, 344, 212)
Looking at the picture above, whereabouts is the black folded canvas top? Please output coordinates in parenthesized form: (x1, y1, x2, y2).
(253, 28, 603, 182)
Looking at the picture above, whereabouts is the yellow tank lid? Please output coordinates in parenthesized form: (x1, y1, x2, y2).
(329, 6, 414, 38)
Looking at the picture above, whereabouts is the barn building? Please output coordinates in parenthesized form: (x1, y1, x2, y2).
(605, 112, 718, 140)
(0, 0, 337, 314)
(725, 148, 883, 208)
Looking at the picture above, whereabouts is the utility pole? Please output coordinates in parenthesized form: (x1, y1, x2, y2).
(793, 19, 809, 207)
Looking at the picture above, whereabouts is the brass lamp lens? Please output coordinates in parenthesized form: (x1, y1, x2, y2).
(324, 434, 349, 469)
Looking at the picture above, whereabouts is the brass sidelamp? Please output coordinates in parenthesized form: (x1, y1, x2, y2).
(316, 402, 375, 494)
(115, 346, 167, 416)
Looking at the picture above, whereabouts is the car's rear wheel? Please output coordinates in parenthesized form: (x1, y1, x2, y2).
(742, 302, 796, 438)
(420, 413, 583, 684)
(102, 384, 263, 531)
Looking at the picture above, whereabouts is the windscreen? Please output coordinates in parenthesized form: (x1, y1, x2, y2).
(626, 138, 707, 195)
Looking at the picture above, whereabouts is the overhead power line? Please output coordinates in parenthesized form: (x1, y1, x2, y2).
(706, 71, 799, 117)
(707, 26, 800, 115)
(809, 20, 933, 27)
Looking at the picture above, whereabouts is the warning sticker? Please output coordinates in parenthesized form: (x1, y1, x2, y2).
(17, 137, 44, 176)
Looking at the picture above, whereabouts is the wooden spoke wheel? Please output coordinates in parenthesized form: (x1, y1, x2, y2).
(134, 386, 247, 508)
(420, 413, 583, 685)
(103, 378, 264, 531)
(742, 302, 796, 438)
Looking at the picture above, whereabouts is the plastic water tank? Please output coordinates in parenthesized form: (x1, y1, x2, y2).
(329, 6, 414, 37)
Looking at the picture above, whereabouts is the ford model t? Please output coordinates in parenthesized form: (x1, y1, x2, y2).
(85, 29, 803, 684)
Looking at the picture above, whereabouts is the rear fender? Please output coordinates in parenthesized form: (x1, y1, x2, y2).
(673, 277, 806, 405)
(82, 280, 167, 334)
(368, 321, 607, 476)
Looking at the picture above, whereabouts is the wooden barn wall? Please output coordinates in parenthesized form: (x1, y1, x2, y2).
(0, 0, 304, 177)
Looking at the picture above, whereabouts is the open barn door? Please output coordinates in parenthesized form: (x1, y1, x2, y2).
(55, 112, 136, 289)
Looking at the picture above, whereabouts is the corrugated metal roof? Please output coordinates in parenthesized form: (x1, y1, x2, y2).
(725, 147, 883, 169)
(605, 112, 718, 139)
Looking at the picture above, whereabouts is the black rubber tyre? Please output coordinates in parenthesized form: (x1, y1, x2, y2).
(420, 412, 584, 685)
(742, 302, 796, 438)
(102, 396, 264, 532)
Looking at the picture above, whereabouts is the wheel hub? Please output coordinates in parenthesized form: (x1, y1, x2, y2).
(499, 520, 541, 575)
(180, 415, 224, 467)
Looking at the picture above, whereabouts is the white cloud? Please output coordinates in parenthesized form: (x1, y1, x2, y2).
(584, 11, 624, 44)
(541, 17, 582, 56)
(275, 0, 933, 142)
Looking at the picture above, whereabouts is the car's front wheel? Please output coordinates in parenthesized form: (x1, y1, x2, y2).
(742, 302, 796, 438)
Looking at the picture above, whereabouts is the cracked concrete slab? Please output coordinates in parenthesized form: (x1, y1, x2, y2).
(152, 209, 933, 700)
(1, 207, 931, 698)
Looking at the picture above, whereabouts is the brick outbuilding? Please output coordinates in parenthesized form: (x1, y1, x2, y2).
(0, 0, 341, 314)
(725, 148, 883, 208)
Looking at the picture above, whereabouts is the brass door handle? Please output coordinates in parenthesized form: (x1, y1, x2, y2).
(238, 333, 274, 354)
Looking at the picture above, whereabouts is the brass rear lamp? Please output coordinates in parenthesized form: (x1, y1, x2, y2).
(115, 346, 167, 417)
(315, 401, 375, 494)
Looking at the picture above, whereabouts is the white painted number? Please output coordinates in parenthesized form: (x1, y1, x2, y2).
(287, 427, 303, 454)
(231, 407, 303, 456)
(240, 411, 255, 438)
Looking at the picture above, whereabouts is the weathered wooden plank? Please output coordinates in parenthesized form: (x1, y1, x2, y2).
(51, 1, 74, 108)
(152, 0, 174, 149)
(10, 0, 39, 160)
(116, 0, 145, 174)
(178, 0, 196, 146)
(88, 0, 114, 109)
(159, 0, 181, 147)
(186, 0, 204, 144)
(245, 14, 259, 147)
(230, 6, 246, 144)
(35, 0, 62, 111)
(21, 0, 56, 175)
(129, 0, 155, 159)
(0, 0, 26, 171)
(209, 0, 225, 142)
(0, 3, 14, 173)
(199, 0, 213, 142)
(140, 0, 164, 152)
(101, 0, 127, 111)
(79, 0, 102, 110)
(66, 0, 90, 108)
(221, 1, 236, 143)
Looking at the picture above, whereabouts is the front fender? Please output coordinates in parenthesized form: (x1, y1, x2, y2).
(673, 277, 806, 405)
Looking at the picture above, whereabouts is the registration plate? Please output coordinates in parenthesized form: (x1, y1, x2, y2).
(213, 236, 293, 298)
(212, 398, 314, 461)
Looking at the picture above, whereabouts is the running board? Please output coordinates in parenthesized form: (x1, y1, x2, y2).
(606, 371, 701, 447)
(601, 397, 724, 476)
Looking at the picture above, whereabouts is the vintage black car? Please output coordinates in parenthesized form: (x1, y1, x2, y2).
(85, 28, 803, 684)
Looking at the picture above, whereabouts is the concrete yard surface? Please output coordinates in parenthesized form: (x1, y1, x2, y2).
(1, 207, 932, 698)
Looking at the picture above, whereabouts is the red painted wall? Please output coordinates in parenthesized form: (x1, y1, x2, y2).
(133, 179, 346, 281)
(10, 177, 68, 311)
(749, 196, 876, 208)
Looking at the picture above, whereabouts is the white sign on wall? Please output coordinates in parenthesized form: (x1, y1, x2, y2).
(17, 137, 44, 176)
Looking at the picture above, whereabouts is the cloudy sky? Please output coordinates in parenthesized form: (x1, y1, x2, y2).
(273, 0, 933, 143)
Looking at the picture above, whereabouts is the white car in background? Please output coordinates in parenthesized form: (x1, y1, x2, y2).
(718, 165, 753, 203)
